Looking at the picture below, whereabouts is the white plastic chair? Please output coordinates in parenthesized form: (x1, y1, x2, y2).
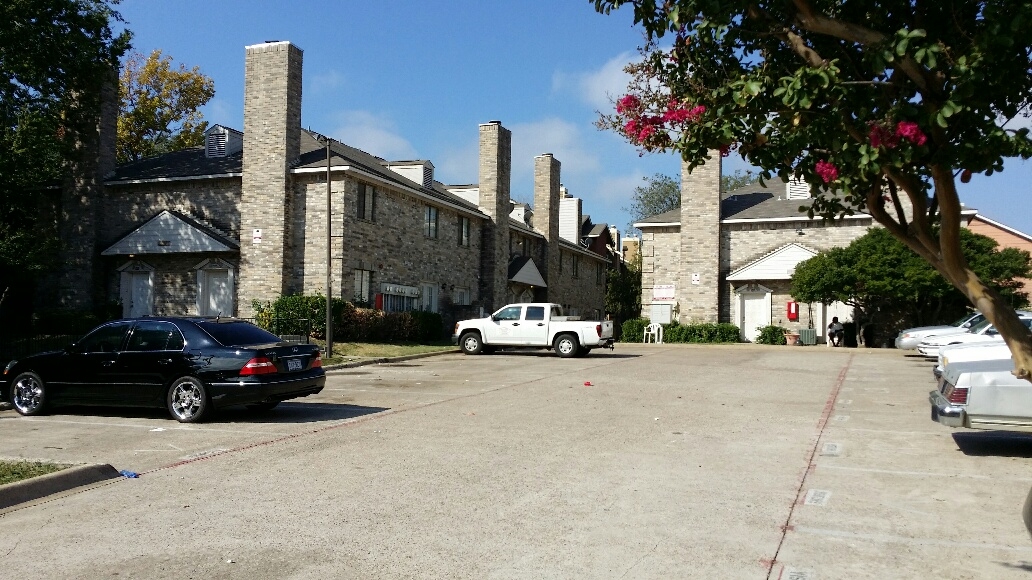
(643, 323, 664, 344)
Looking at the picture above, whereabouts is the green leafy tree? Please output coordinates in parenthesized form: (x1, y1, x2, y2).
(591, 0, 1032, 381)
(605, 252, 642, 333)
(117, 49, 215, 163)
(792, 227, 1031, 342)
(0, 0, 130, 313)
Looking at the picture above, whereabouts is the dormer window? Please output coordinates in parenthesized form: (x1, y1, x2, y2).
(204, 125, 243, 158)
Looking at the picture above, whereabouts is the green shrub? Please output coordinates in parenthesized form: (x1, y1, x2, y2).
(621, 318, 649, 342)
(755, 325, 789, 345)
(665, 322, 740, 343)
(409, 310, 445, 342)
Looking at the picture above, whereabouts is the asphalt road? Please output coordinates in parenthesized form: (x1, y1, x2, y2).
(1, 344, 1030, 579)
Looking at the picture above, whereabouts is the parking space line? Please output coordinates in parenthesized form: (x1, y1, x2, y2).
(766, 354, 855, 580)
(324, 388, 454, 396)
(794, 526, 1032, 552)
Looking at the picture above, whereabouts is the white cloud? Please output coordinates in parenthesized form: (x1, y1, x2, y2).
(201, 97, 236, 128)
(330, 110, 418, 160)
(553, 51, 637, 110)
(308, 70, 345, 93)
(510, 117, 601, 183)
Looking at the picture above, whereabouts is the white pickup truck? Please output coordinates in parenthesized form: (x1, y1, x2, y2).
(453, 303, 614, 358)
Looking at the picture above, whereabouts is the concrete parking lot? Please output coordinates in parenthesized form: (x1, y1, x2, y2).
(1, 344, 1031, 578)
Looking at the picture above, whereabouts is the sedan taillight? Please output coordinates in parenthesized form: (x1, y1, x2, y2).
(240, 357, 276, 376)
(948, 386, 969, 405)
(312, 351, 322, 368)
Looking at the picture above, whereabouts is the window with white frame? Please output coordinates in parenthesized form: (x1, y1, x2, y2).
(458, 217, 470, 246)
(357, 183, 376, 221)
(453, 287, 470, 306)
(424, 206, 439, 238)
(354, 269, 372, 304)
(420, 282, 439, 313)
(381, 283, 420, 312)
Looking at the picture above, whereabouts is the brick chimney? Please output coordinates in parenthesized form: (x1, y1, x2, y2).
(478, 121, 511, 311)
(534, 153, 560, 298)
(678, 153, 722, 323)
(238, 41, 303, 316)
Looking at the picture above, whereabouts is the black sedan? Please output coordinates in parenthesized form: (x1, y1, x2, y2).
(2, 317, 325, 423)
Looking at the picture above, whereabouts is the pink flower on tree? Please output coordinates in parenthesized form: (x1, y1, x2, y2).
(895, 121, 927, 146)
(815, 160, 839, 183)
(616, 94, 640, 115)
(868, 124, 899, 149)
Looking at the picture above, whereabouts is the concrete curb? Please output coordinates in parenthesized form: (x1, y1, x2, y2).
(0, 463, 121, 510)
(323, 348, 459, 372)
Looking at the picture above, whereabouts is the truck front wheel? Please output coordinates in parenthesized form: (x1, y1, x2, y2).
(461, 332, 484, 355)
(554, 334, 579, 358)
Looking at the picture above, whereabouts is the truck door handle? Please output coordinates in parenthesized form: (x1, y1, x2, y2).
(537, 323, 545, 326)
(512, 323, 520, 326)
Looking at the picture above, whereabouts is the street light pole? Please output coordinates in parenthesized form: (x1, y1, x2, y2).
(325, 137, 334, 358)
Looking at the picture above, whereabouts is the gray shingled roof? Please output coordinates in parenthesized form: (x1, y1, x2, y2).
(636, 180, 868, 225)
(106, 129, 487, 219)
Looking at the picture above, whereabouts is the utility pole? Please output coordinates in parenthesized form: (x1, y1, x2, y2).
(324, 137, 334, 358)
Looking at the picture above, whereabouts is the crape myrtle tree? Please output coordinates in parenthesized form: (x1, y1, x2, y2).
(591, 0, 1032, 377)
(591, 0, 1032, 534)
(791, 227, 1031, 343)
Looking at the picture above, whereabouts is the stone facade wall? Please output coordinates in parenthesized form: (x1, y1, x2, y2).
(639, 226, 679, 318)
(551, 250, 607, 318)
(238, 42, 304, 317)
(291, 174, 483, 311)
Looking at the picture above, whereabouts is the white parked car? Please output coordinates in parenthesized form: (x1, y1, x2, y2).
(929, 358, 1032, 432)
(934, 341, 1013, 379)
(895, 311, 984, 350)
(916, 315, 1032, 358)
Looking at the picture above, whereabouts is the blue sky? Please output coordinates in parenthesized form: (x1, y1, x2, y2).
(113, 0, 1032, 236)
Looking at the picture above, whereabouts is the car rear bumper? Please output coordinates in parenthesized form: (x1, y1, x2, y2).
(208, 372, 326, 408)
(929, 389, 966, 428)
(917, 344, 940, 357)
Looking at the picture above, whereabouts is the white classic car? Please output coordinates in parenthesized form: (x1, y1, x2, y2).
(934, 341, 1013, 380)
(916, 315, 1032, 358)
(895, 311, 984, 350)
(930, 358, 1032, 432)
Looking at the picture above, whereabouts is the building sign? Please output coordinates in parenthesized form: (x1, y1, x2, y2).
(652, 284, 675, 301)
(252, 229, 262, 244)
(379, 283, 420, 297)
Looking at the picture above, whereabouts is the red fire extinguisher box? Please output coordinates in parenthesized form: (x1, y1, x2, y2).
(787, 301, 799, 321)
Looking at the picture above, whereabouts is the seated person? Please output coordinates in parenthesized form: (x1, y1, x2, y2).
(828, 317, 845, 347)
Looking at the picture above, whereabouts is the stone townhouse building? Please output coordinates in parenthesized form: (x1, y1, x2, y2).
(48, 41, 608, 328)
(635, 155, 1032, 343)
(635, 156, 880, 343)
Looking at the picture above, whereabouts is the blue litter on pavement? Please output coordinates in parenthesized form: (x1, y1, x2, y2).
(119, 470, 139, 478)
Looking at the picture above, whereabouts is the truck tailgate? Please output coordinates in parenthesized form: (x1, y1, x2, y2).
(600, 320, 614, 339)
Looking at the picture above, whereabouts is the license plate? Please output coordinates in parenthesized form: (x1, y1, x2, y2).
(286, 358, 303, 372)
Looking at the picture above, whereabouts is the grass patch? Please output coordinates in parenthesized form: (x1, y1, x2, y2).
(0, 460, 69, 486)
(310, 341, 456, 366)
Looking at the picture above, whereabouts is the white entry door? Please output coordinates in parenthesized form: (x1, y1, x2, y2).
(202, 269, 232, 316)
(127, 271, 153, 318)
(740, 292, 770, 342)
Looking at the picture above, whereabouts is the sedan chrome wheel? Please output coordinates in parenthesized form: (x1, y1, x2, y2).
(167, 377, 209, 423)
(12, 372, 46, 416)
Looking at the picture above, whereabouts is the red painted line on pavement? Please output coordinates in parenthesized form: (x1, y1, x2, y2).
(765, 354, 854, 580)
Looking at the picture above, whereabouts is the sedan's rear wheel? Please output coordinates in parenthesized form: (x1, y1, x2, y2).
(167, 377, 209, 423)
(11, 371, 47, 416)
